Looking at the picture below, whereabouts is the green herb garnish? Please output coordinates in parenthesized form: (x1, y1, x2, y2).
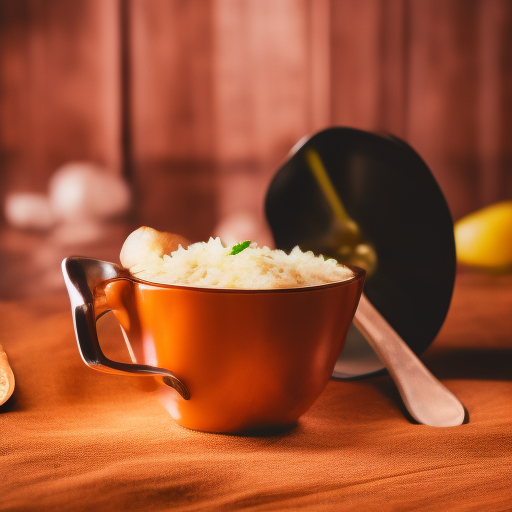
(229, 240, 251, 255)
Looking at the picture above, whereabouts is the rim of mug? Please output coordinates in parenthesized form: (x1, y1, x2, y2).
(107, 264, 366, 295)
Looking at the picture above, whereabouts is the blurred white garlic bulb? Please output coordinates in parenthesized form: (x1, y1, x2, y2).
(49, 162, 130, 221)
(4, 192, 56, 230)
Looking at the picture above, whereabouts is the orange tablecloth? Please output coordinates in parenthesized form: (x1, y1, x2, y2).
(1, 272, 511, 511)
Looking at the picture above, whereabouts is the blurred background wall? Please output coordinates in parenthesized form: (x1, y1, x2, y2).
(1, 0, 511, 242)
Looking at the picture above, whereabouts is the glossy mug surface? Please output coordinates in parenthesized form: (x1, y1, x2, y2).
(63, 257, 365, 433)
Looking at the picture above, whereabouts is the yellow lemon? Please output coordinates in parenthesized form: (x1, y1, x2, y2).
(454, 201, 512, 270)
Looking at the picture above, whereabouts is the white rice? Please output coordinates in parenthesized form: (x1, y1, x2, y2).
(131, 237, 354, 289)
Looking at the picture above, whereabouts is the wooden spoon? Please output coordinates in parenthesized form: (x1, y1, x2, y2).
(0, 342, 15, 406)
(353, 293, 465, 427)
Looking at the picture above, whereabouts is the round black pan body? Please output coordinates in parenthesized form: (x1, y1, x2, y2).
(265, 127, 456, 378)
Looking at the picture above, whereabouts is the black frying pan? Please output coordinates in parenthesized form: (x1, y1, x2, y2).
(265, 127, 456, 378)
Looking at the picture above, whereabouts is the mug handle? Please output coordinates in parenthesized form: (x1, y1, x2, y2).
(62, 256, 190, 400)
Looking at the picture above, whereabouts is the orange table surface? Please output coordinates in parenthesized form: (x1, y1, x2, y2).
(1, 271, 511, 511)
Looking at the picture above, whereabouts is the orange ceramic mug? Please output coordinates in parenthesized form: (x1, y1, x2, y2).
(62, 256, 365, 433)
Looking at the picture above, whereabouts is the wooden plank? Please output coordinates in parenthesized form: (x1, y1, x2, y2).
(129, 0, 214, 165)
(212, 0, 315, 165)
(309, 0, 332, 133)
(127, 0, 215, 239)
(407, 0, 481, 221)
(330, 0, 408, 138)
(0, 0, 121, 203)
(477, 0, 512, 208)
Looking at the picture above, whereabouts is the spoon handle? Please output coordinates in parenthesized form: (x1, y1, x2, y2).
(353, 293, 465, 427)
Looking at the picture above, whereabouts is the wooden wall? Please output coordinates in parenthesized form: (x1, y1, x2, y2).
(0, 0, 121, 190)
(330, 0, 512, 219)
(1, 0, 511, 240)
